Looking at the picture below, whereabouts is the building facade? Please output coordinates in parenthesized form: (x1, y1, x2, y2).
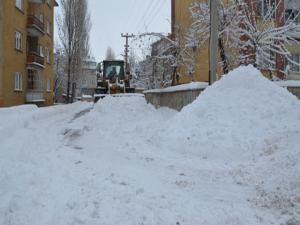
(171, 0, 300, 83)
(0, 1, 4, 106)
(171, 0, 210, 84)
(285, 0, 300, 80)
(0, 0, 58, 107)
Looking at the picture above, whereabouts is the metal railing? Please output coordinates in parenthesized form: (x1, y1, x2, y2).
(27, 52, 45, 67)
(26, 91, 45, 102)
(27, 15, 44, 33)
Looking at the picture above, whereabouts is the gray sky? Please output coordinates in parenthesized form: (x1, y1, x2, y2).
(55, 0, 171, 62)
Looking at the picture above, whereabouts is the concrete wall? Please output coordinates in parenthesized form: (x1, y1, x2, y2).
(144, 89, 204, 111)
(287, 87, 300, 99)
(144, 86, 300, 111)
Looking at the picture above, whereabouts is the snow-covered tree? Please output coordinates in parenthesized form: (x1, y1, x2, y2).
(187, 0, 300, 78)
(237, 0, 300, 78)
(57, 0, 91, 103)
(136, 29, 196, 87)
(53, 46, 66, 102)
(187, 0, 241, 74)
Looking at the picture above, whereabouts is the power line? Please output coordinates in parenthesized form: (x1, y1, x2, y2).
(144, 0, 167, 29)
(125, 0, 139, 30)
(135, 0, 162, 32)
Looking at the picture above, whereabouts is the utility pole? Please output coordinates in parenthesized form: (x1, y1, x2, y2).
(121, 33, 134, 72)
(209, 0, 218, 85)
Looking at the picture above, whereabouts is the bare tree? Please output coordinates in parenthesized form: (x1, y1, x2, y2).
(187, 0, 242, 74)
(105, 47, 116, 60)
(137, 29, 196, 87)
(57, 0, 91, 103)
(53, 45, 66, 103)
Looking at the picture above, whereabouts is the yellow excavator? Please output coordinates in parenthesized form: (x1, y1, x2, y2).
(94, 60, 135, 102)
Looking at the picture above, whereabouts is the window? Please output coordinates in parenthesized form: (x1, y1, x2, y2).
(39, 14, 44, 23)
(45, 48, 51, 63)
(14, 72, 22, 91)
(15, 31, 22, 50)
(290, 54, 300, 72)
(285, 10, 300, 24)
(15, 0, 23, 10)
(46, 79, 51, 92)
(46, 20, 51, 35)
(39, 46, 44, 57)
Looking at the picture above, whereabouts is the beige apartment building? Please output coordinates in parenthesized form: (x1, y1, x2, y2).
(0, 0, 58, 107)
(171, 0, 300, 84)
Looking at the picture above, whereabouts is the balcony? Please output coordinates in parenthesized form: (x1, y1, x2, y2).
(28, 0, 45, 4)
(26, 91, 45, 103)
(27, 52, 45, 69)
(27, 15, 45, 37)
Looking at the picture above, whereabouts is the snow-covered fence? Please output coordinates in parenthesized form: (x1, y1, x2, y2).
(143, 82, 208, 111)
(143, 80, 300, 111)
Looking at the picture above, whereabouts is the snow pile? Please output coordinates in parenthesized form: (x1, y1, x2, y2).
(167, 65, 300, 160)
(0, 105, 38, 140)
(0, 66, 299, 225)
(66, 95, 175, 151)
(162, 65, 300, 223)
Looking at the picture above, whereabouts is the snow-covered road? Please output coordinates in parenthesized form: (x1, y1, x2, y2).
(1, 66, 300, 225)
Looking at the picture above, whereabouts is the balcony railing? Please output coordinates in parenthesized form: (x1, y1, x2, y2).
(28, 0, 45, 4)
(26, 91, 45, 103)
(27, 52, 45, 68)
(27, 15, 44, 36)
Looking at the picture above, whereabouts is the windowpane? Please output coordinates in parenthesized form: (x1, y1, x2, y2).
(290, 54, 300, 72)
(15, 31, 22, 50)
(14, 72, 22, 91)
(40, 46, 44, 57)
(15, 0, 22, 10)
(47, 79, 51, 91)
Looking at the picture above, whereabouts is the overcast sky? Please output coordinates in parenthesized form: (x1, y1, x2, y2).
(55, 0, 171, 62)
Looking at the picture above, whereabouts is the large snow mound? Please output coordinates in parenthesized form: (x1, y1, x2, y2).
(161, 65, 300, 224)
(166, 65, 300, 159)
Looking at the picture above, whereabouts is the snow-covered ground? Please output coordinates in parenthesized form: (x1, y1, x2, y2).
(0, 66, 300, 225)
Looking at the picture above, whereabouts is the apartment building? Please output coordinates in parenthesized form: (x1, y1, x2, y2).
(171, 0, 210, 84)
(0, 0, 58, 107)
(171, 0, 300, 83)
(285, 0, 300, 79)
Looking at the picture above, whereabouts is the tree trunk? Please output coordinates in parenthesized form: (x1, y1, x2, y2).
(66, 56, 71, 104)
(171, 67, 178, 86)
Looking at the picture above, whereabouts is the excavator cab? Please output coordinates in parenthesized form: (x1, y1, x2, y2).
(104, 61, 125, 81)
